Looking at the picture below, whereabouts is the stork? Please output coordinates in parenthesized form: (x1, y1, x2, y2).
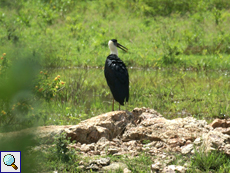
(104, 39, 129, 111)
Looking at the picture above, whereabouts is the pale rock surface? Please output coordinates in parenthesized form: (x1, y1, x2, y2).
(151, 162, 162, 172)
(209, 118, 230, 128)
(101, 162, 128, 171)
(89, 157, 110, 166)
(123, 168, 132, 173)
(1, 107, 230, 172)
(162, 165, 186, 173)
(181, 143, 194, 154)
(85, 163, 100, 171)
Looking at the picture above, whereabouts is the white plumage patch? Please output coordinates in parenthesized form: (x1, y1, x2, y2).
(108, 40, 118, 55)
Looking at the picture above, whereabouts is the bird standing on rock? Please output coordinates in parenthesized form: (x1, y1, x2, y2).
(104, 39, 129, 111)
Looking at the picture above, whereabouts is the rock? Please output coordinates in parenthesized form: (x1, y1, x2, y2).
(79, 161, 84, 165)
(107, 148, 119, 155)
(89, 150, 100, 155)
(210, 118, 230, 128)
(181, 144, 193, 154)
(1, 107, 230, 171)
(202, 130, 230, 153)
(214, 127, 230, 135)
(155, 141, 164, 148)
(100, 150, 106, 156)
(65, 111, 133, 144)
(101, 162, 128, 171)
(80, 143, 95, 152)
(162, 165, 186, 173)
(77, 165, 84, 170)
(90, 157, 110, 166)
(151, 162, 162, 172)
(122, 116, 210, 150)
(85, 164, 100, 171)
(123, 168, 132, 173)
(223, 144, 230, 155)
(193, 137, 202, 145)
(95, 137, 111, 151)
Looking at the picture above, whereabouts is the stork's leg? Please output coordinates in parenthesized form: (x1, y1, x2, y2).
(112, 98, 114, 111)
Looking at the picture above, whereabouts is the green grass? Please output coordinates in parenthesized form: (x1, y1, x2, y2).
(31, 132, 153, 173)
(29, 67, 229, 127)
(32, 132, 82, 173)
(29, 133, 230, 173)
(1, 63, 230, 130)
(188, 148, 230, 172)
(1, 0, 230, 69)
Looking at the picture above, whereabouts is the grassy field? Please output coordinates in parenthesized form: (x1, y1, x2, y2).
(1, 0, 230, 69)
(1, 0, 230, 172)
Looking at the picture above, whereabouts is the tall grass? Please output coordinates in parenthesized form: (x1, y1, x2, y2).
(188, 148, 230, 172)
(0, 0, 230, 69)
(24, 67, 229, 128)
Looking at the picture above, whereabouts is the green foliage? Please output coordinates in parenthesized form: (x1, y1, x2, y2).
(0, 53, 39, 132)
(0, 133, 37, 173)
(126, 153, 152, 172)
(142, 139, 151, 144)
(0, 50, 67, 131)
(132, 0, 230, 17)
(108, 153, 152, 173)
(54, 132, 75, 162)
(32, 132, 81, 172)
(0, 53, 9, 77)
(34, 71, 66, 101)
(188, 148, 230, 172)
(1, 0, 230, 68)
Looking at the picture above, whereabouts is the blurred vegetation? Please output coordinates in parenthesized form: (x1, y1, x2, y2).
(0, 0, 230, 172)
(0, 0, 230, 68)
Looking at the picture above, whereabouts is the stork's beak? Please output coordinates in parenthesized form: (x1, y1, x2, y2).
(117, 43, 128, 52)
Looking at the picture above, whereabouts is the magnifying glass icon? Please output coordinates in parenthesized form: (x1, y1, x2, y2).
(3, 154, 18, 170)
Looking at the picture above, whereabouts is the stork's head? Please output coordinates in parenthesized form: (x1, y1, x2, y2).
(108, 39, 128, 55)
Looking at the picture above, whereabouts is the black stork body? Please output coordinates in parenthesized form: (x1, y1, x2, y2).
(104, 39, 129, 111)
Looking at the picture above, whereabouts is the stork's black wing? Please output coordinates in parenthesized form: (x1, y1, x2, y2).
(104, 54, 129, 105)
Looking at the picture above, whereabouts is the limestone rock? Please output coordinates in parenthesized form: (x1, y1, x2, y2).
(162, 165, 186, 173)
(181, 144, 193, 154)
(101, 162, 128, 171)
(202, 130, 230, 153)
(209, 118, 230, 128)
(80, 143, 95, 152)
(123, 168, 132, 173)
(107, 148, 119, 155)
(151, 162, 162, 172)
(85, 164, 100, 171)
(1, 107, 230, 172)
(122, 116, 210, 150)
(193, 137, 202, 145)
(65, 111, 132, 144)
(90, 157, 110, 166)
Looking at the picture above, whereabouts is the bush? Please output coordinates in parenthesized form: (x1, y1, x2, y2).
(128, 0, 230, 17)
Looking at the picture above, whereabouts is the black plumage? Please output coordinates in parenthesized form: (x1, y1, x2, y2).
(104, 39, 129, 111)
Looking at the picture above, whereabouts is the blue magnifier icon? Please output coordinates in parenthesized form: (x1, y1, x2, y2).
(3, 154, 18, 170)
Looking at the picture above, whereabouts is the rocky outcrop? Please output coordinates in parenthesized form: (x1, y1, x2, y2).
(36, 108, 230, 172)
(46, 107, 228, 156)
(1, 107, 229, 172)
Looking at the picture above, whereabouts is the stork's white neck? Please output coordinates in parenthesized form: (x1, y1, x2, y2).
(108, 40, 118, 56)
